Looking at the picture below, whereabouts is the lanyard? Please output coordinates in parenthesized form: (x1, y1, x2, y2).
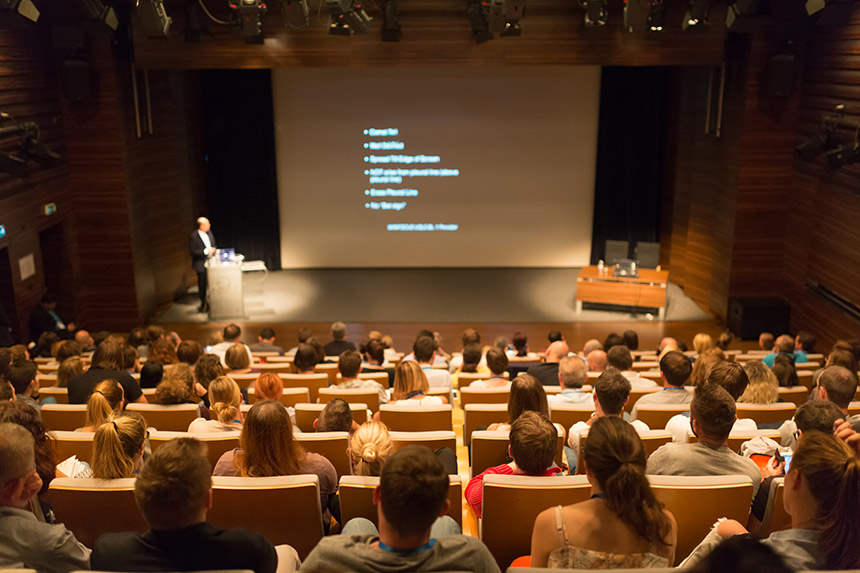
(591, 493, 606, 499)
(378, 539, 436, 555)
(406, 391, 424, 399)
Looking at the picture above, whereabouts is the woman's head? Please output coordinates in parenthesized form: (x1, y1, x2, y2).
(91, 411, 147, 479)
(121, 344, 138, 371)
(36, 331, 60, 358)
(349, 421, 395, 477)
(238, 400, 304, 477)
(155, 365, 194, 405)
(294, 344, 320, 372)
(512, 332, 528, 357)
(225, 344, 251, 370)
(392, 361, 429, 400)
(689, 348, 725, 386)
(90, 341, 124, 371)
(739, 361, 779, 404)
(208, 376, 242, 423)
(140, 361, 164, 389)
(148, 339, 179, 365)
(84, 379, 124, 429)
(177, 340, 204, 365)
(584, 416, 672, 546)
(771, 354, 798, 388)
(254, 372, 283, 401)
(693, 333, 715, 355)
(0, 400, 55, 493)
(507, 374, 548, 424)
(193, 354, 224, 390)
(56, 357, 84, 388)
(461, 345, 482, 374)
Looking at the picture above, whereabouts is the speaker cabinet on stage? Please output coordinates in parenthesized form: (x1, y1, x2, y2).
(728, 297, 790, 340)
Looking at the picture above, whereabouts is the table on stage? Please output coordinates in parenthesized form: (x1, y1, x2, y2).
(575, 266, 669, 319)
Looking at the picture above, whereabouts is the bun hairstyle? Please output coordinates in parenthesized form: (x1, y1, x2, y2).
(584, 416, 672, 547)
(84, 379, 124, 429)
(91, 411, 147, 479)
(350, 421, 395, 477)
(208, 376, 242, 423)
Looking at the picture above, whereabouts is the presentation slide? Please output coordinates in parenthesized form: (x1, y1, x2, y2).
(272, 66, 600, 268)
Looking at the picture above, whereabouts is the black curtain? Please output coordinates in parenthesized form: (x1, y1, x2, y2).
(201, 70, 281, 270)
(590, 67, 669, 264)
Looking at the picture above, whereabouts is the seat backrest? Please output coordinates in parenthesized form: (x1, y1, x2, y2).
(578, 430, 672, 474)
(226, 372, 257, 389)
(794, 361, 820, 372)
(262, 355, 294, 364)
(604, 239, 629, 264)
(758, 477, 789, 537)
(293, 403, 369, 432)
(776, 386, 809, 406)
(459, 387, 511, 408)
(313, 363, 339, 385)
(50, 430, 95, 464)
(624, 389, 660, 412)
(735, 403, 796, 425)
(280, 374, 329, 402)
(38, 372, 58, 387)
(318, 387, 380, 413)
(635, 404, 691, 429)
(635, 241, 661, 268)
(847, 400, 860, 417)
(458, 372, 509, 387)
(724, 429, 782, 453)
(294, 431, 350, 478)
(480, 474, 592, 570)
(337, 372, 388, 386)
(796, 370, 813, 389)
(126, 403, 199, 432)
(470, 430, 511, 478)
(338, 474, 463, 528)
(549, 403, 594, 430)
(41, 404, 88, 432)
(379, 404, 453, 432)
(39, 386, 68, 404)
(648, 474, 754, 559)
(48, 477, 144, 548)
(209, 475, 323, 559)
(389, 430, 457, 455)
(149, 431, 240, 468)
(463, 404, 508, 443)
(251, 362, 293, 374)
(631, 362, 661, 373)
(247, 386, 310, 407)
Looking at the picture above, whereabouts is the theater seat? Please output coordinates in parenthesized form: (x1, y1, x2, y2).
(318, 387, 381, 413)
(293, 402, 369, 432)
(126, 404, 199, 432)
(459, 387, 511, 408)
(48, 477, 144, 548)
(149, 431, 240, 468)
(247, 386, 309, 407)
(208, 475, 323, 559)
(459, 372, 509, 386)
(634, 404, 690, 429)
(313, 363, 339, 385)
(338, 474, 463, 527)
(578, 430, 672, 475)
(389, 430, 457, 454)
(757, 477, 789, 537)
(463, 404, 508, 444)
(776, 386, 809, 406)
(378, 404, 453, 432)
(549, 403, 594, 430)
(280, 374, 329, 402)
(294, 431, 350, 478)
(471, 429, 565, 478)
(624, 389, 660, 413)
(735, 403, 796, 425)
(41, 404, 87, 432)
(50, 430, 95, 465)
(39, 386, 68, 404)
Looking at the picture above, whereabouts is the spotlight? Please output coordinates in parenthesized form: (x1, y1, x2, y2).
(0, 0, 40, 22)
(826, 141, 860, 168)
(491, 0, 525, 36)
(327, 0, 372, 35)
(683, 0, 712, 29)
(581, 0, 608, 27)
(0, 152, 27, 177)
(465, 0, 492, 43)
(806, 0, 853, 24)
(726, 0, 762, 33)
(136, 0, 172, 37)
(74, 0, 119, 30)
(280, 0, 309, 27)
(381, 0, 401, 41)
(230, 0, 267, 43)
(647, 1, 665, 31)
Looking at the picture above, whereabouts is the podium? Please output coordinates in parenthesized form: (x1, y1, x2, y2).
(206, 258, 244, 319)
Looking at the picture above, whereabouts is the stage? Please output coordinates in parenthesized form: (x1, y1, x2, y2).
(154, 267, 710, 325)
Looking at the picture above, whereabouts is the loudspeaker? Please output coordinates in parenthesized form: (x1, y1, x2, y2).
(61, 59, 93, 103)
(766, 53, 795, 97)
(728, 297, 790, 341)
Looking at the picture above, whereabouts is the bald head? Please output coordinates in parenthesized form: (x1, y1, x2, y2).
(774, 334, 794, 354)
(582, 339, 603, 355)
(545, 341, 569, 363)
(74, 330, 93, 348)
(659, 337, 678, 352)
(586, 350, 607, 372)
(197, 217, 211, 232)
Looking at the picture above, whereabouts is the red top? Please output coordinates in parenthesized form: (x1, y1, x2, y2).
(465, 463, 562, 518)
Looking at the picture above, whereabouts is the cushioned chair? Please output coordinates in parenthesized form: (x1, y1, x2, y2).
(263, 355, 294, 364)
(794, 362, 820, 372)
(578, 430, 672, 474)
(757, 477, 789, 537)
(149, 431, 240, 468)
(623, 389, 660, 413)
(378, 404, 453, 432)
(251, 362, 293, 374)
(338, 474, 463, 527)
(549, 402, 594, 430)
(634, 404, 691, 429)
(294, 431, 350, 478)
(126, 404, 199, 432)
(463, 404, 508, 444)
(631, 362, 660, 373)
(50, 430, 95, 465)
(776, 386, 809, 406)
(251, 351, 281, 359)
(312, 363, 339, 385)
(48, 477, 144, 548)
(38, 386, 69, 404)
(459, 387, 511, 408)
(37, 372, 58, 387)
(847, 401, 860, 417)
(208, 475, 323, 559)
(318, 387, 381, 413)
(796, 370, 813, 389)
(471, 429, 564, 478)
(41, 404, 87, 432)
(639, 371, 663, 384)
(280, 374, 329, 403)
(648, 474, 755, 559)
(225, 373, 257, 389)
(480, 474, 592, 570)
(389, 430, 457, 454)
(735, 403, 796, 425)
(246, 386, 309, 407)
(293, 402, 369, 432)
(604, 239, 629, 264)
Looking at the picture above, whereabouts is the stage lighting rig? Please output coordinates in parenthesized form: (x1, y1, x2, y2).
(682, 0, 712, 29)
(74, 0, 119, 30)
(806, 0, 852, 25)
(279, 0, 309, 27)
(466, 0, 492, 43)
(578, 0, 608, 27)
(647, 1, 665, 32)
(0, 113, 61, 174)
(136, 0, 173, 37)
(0, 0, 40, 22)
(484, 0, 525, 36)
(827, 138, 860, 169)
(327, 0, 372, 35)
(381, 0, 401, 41)
(229, 0, 267, 43)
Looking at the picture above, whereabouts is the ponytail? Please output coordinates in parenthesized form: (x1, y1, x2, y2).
(91, 412, 146, 479)
(85, 379, 123, 429)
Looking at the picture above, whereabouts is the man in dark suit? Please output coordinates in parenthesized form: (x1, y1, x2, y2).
(189, 217, 216, 313)
(526, 340, 569, 386)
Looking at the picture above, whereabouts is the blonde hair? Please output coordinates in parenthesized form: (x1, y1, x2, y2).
(738, 361, 779, 404)
(350, 421, 396, 476)
(57, 357, 84, 388)
(225, 344, 250, 370)
(392, 361, 429, 401)
(91, 411, 146, 479)
(209, 376, 242, 423)
(693, 333, 715, 356)
(84, 379, 124, 429)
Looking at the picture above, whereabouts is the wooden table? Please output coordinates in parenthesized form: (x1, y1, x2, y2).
(575, 266, 669, 318)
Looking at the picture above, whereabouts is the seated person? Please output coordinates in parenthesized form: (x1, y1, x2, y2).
(188, 376, 243, 432)
(412, 336, 453, 395)
(293, 343, 321, 374)
(349, 420, 457, 476)
(738, 361, 779, 404)
(225, 343, 254, 375)
(0, 402, 56, 517)
(316, 398, 359, 434)
(91, 437, 285, 573)
(586, 349, 608, 373)
(300, 446, 499, 573)
(361, 339, 394, 387)
(138, 360, 163, 390)
(5, 361, 47, 417)
(546, 356, 591, 404)
(630, 351, 693, 420)
(762, 334, 809, 368)
(68, 341, 145, 405)
(155, 364, 207, 418)
(779, 365, 860, 449)
(248, 327, 284, 355)
(56, 356, 85, 389)
(486, 374, 565, 439)
(0, 422, 90, 572)
(606, 345, 659, 391)
(467, 348, 510, 390)
(771, 354, 799, 388)
(531, 417, 677, 568)
(89, 411, 147, 479)
(458, 344, 483, 374)
(526, 341, 569, 387)
(466, 411, 562, 517)
(378, 361, 448, 412)
(79, 379, 124, 432)
(336, 350, 389, 405)
(647, 383, 763, 497)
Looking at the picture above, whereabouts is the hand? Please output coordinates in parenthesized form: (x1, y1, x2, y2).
(762, 455, 785, 478)
(834, 419, 860, 454)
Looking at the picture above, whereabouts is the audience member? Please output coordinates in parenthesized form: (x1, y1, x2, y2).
(316, 398, 358, 433)
(209, 324, 253, 367)
(80, 379, 124, 432)
(738, 361, 779, 404)
(383, 361, 448, 407)
(447, 328, 483, 372)
(176, 340, 204, 365)
(759, 332, 775, 352)
(225, 343, 253, 373)
(779, 365, 859, 448)
(487, 373, 553, 433)
(120, 344, 139, 373)
(581, 339, 603, 357)
(763, 334, 809, 368)
(249, 327, 284, 354)
(688, 533, 791, 573)
(532, 417, 677, 568)
(658, 337, 678, 354)
(293, 343, 320, 373)
(586, 349, 608, 372)
(285, 326, 313, 356)
(0, 380, 14, 401)
(361, 339, 394, 386)
(794, 330, 816, 355)
(68, 341, 145, 405)
(5, 361, 43, 417)
(606, 345, 658, 391)
(412, 335, 453, 395)
(137, 325, 164, 359)
(337, 349, 389, 404)
(689, 348, 725, 386)
(546, 355, 590, 404)
(623, 329, 639, 351)
(459, 344, 482, 374)
(74, 329, 95, 353)
(0, 401, 56, 511)
(467, 348, 510, 389)
(35, 331, 60, 358)
(630, 351, 693, 420)
(139, 361, 164, 389)
(324, 321, 356, 357)
(707, 361, 750, 400)
(91, 411, 147, 479)
(716, 330, 733, 351)
(300, 446, 499, 573)
(771, 354, 798, 388)
(526, 340, 569, 386)
(254, 372, 284, 402)
(693, 333, 715, 356)
(603, 333, 624, 352)
(511, 331, 530, 358)
(193, 354, 224, 397)
(55, 340, 82, 364)
(188, 376, 243, 432)
(349, 421, 396, 476)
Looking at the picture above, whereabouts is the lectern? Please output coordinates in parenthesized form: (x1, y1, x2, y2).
(206, 258, 244, 319)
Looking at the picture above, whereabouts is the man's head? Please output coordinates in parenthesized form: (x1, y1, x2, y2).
(794, 400, 843, 435)
(197, 217, 211, 232)
(0, 423, 40, 509)
(0, 380, 14, 401)
(606, 345, 633, 371)
(412, 336, 436, 364)
(134, 437, 211, 529)
(293, 344, 320, 372)
(338, 350, 362, 379)
(365, 339, 385, 365)
(660, 351, 692, 387)
(582, 339, 603, 356)
(586, 350, 608, 372)
(40, 292, 57, 309)
(55, 340, 82, 364)
(603, 333, 624, 352)
(691, 383, 736, 445)
(316, 398, 354, 432)
(5, 361, 37, 398)
(74, 330, 93, 349)
(461, 328, 480, 348)
(509, 411, 557, 474)
(758, 332, 775, 351)
(622, 330, 639, 351)
(258, 328, 276, 342)
(816, 365, 859, 411)
(377, 446, 449, 537)
(547, 330, 563, 344)
(706, 361, 749, 401)
(485, 348, 509, 376)
(545, 341, 569, 364)
(774, 334, 795, 354)
(222, 324, 241, 343)
(331, 321, 347, 341)
(558, 355, 587, 389)
(658, 337, 678, 353)
(593, 369, 631, 416)
(795, 331, 816, 353)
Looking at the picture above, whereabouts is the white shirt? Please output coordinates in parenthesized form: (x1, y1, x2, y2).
(547, 390, 593, 405)
(198, 229, 212, 252)
(467, 378, 511, 390)
(665, 413, 758, 443)
(622, 371, 660, 391)
(567, 418, 651, 453)
(421, 365, 453, 391)
(209, 341, 253, 367)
